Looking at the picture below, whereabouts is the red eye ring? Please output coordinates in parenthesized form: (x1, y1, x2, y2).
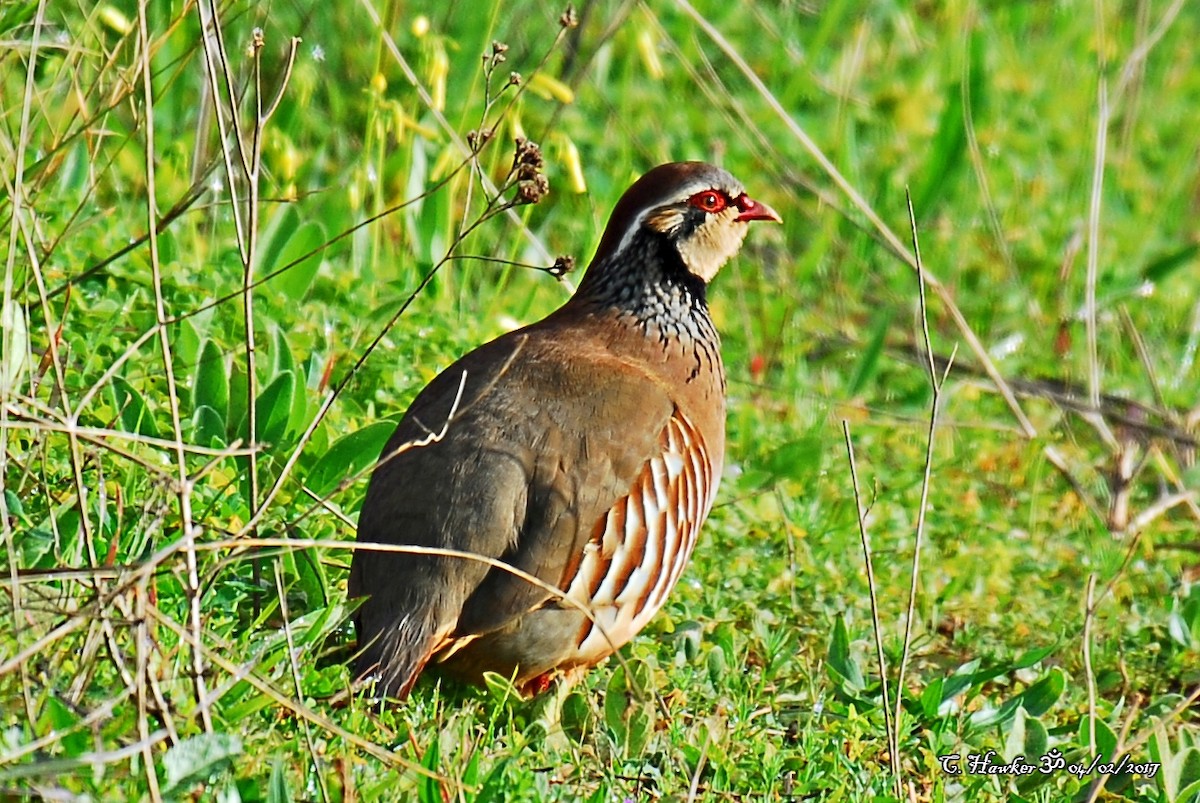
(688, 190, 727, 214)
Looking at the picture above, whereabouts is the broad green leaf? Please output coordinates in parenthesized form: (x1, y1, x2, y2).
(272, 324, 296, 378)
(161, 733, 242, 796)
(4, 490, 23, 519)
(305, 421, 395, 498)
(1025, 716, 1050, 761)
(561, 690, 593, 744)
(227, 364, 248, 442)
(0, 300, 29, 393)
(920, 676, 943, 718)
(286, 365, 310, 443)
(193, 340, 229, 419)
(847, 308, 892, 396)
(267, 758, 289, 803)
(970, 668, 1064, 729)
(110, 376, 159, 438)
(1077, 715, 1117, 763)
(826, 615, 864, 690)
(255, 205, 301, 284)
(1020, 668, 1066, 717)
(192, 405, 226, 447)
(1004, 705, 1029, 763)
(265, 220, 326, 300)
(417, 732, 441, 803)
(0, 2, 37, 36)
(254, 370, 296, 447)
(1144, 243, 1199, 284)
(40, 697, 88, 757)
(942, 658, 981, 701)
(706, 643, 728, 685)
(1169, 746, 1200, 801)
(282, 545, 329, 608)
(604, 660, 655, 758)
(764, 435, 824, 485)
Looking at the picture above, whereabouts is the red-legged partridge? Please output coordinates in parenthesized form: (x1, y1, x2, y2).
(350, 161, 780, 698)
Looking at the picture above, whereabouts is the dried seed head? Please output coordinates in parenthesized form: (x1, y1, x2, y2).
(467, 129, 494, 152)
(508, 72, 522, 87)
(488, 40, 509, 66)
(517, 173, 549, 205)
(512, 138, 549, 204)
(560, 5, 579, 28)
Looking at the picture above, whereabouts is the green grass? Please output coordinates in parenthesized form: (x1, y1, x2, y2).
(2, 0, 1199, 800)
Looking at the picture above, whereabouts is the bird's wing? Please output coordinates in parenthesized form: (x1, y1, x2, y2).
(350, 328, 677, 693)
(449, 340, 685, 638)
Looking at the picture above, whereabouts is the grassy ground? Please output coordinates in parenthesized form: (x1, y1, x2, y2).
(2, 0, 1199, 800)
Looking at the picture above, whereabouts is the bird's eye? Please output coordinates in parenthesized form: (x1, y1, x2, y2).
(688, 191, 727, 214)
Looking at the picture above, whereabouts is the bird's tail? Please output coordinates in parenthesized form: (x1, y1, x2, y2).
(354, 610, 444, 700)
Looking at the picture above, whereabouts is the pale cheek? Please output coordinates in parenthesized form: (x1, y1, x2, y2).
(678, 218, 750, 283)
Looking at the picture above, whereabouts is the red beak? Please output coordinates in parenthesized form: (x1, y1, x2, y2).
(734, 194, 782, 223)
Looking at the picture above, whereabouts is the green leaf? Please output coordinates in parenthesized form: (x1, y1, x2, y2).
(305, 421, 396, 498)
(227, 364, 248, 442)
(39, 697, 88, 757)
(826, 615, 864, 691)
(604, 660, 655, 759)
(1143, 243, 1199, 284)
(282, 546, 329, 608)
(272, 324, 296, 378)
(706, 642, 728, 685)
(941, 658, 981, 701)
(266, 758, 290, 803)
(265, 220, 326, 300)
(1011, 644, 1058, 670)
(1019, 669, 1065, 717)
(920, 677, 944, 718)
(847, 308, 893, 396)
(110, 376, 159, 438)
(254, 370, 296, 447)
(0, 2, 36, 36)
(969, 668, 1064, 729)
(1022, 712, 1049, 761)
(286, 365, 310, 443)
(475, 758, 512, 801)
(561, 690, 593, 744)
(255, 205, 300, 285)
(764, 435, 824, 485)
(193, 405, 226, 448)
(417, 734, 441, 803)
(1077, 715, 1117, 763)
(4, 490, 23, 520)
(161, 733, 242, 795)
(1004, 705, 1029, 763)
(193, 340, 229, 419)
(0, 299, 29, 394)
(1171, 747, 1200, 801)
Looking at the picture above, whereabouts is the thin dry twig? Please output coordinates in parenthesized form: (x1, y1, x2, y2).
(1082, 574, 1098, 759)
(842, 422, 898, 795)
(892, 190, 955, 791)
(137, 0, 208, 733)
(273, 562, 331, 803)
(1084, 0, 1110, 410)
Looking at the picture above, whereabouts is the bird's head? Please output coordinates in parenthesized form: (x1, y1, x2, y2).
(594, 161, 781, 284)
